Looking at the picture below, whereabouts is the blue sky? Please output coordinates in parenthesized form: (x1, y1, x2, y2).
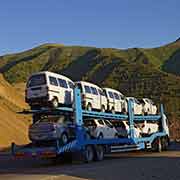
(0, 0, 179, 55)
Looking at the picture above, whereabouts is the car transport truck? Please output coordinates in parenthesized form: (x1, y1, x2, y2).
(12, 87, 170, 163)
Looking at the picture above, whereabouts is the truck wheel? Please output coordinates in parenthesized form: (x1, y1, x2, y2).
(51, 98, 59, 108)
(161, 136, 169, 151)
(152, 138, 162, 152)
(94, 145, 104, 161)
(83, 145, 94, 163)
(61, 133, 69, 145)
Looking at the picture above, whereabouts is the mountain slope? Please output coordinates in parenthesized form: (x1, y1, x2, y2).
(0, 74, 30, 148)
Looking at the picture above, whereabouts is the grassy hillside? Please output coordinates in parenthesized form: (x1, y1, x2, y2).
(0, 39, 179, 140)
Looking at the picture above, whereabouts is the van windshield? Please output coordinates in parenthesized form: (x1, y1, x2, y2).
(37, 115, 73, 124)
(27, 74, 46, 87)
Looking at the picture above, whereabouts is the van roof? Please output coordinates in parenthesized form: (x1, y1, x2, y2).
(75, 81, 101, 89)
(103, 87, 124, 96)
(29, 71, 74, 83)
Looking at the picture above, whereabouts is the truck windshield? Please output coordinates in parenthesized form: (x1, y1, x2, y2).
(27, 74, 46, 87)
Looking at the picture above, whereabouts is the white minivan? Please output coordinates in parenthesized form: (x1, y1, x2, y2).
(103, 88, 126, 113)
(139, 98, 157, 115)
(75, 81, 108, 112)
(126, 97, 143, 115)
(26, 71, 74, 109)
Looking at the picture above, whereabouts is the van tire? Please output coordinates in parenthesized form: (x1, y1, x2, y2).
(51, 98, 59, 108)
(111, 108, 115, 114)
(101, 105, 105, 112)
(87, 103, 92, 111)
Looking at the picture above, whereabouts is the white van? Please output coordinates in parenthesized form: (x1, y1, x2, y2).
(139, 98, 157, 115)
(75, 81, 107, 111)
(103, 88, 126, 113)
(26, 71, 74, 109)
(126, 97, 143, 115)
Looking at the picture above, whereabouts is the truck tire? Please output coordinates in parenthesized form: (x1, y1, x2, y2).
(83, 145, 94, 163)
(161, 136, 169, 151)
(94, 145, 104, 161)
(152, 138, 162, 152)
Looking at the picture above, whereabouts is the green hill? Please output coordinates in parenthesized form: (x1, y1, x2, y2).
(0, 39, 180, 139)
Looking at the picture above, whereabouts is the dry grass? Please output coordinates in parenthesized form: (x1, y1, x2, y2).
(0, 74, 30, 148)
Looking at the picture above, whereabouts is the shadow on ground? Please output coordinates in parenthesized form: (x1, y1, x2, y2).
(0, 143, 180, 180)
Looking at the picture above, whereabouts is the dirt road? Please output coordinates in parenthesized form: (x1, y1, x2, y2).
(0, 143, 180, 180)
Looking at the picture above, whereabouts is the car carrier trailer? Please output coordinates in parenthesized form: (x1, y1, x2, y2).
(12, 87, 170, 163)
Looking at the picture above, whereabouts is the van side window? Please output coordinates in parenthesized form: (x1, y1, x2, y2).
(58, 79, 68, 88)
(68, 81, 74, 89)
(84, 85, 91, 94)
(114, 92, 120, 100)
(49, 76, 58, 86)
(91, 87, 98, 95)
(98, 89, 105, 96)
(108, 91, 114, 99)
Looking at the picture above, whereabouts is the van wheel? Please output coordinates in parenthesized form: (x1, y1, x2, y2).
(101, 106, 105, 112)
(51, 98, 59, 108)
(111, 108, 115, 114)
(87, 104, 92, 111)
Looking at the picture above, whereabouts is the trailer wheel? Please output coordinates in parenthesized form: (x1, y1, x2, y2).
(161, 136, 169, 151)
(152, 138, 162, 152)
(83, 145, 94, 163)
(94, 145, 104, 161)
